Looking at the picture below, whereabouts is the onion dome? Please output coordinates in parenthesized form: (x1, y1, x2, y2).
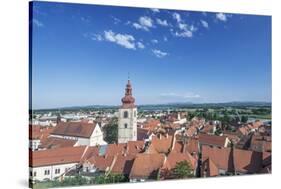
(121, 80, 136, 108)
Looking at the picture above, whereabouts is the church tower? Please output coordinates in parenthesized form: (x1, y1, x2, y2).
(118, 79, 137, 143)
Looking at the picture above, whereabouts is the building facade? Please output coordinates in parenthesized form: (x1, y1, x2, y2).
(118, 80, 137, 143)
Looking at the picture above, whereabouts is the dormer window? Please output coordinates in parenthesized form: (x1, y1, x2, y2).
(124, 111, 128, 118)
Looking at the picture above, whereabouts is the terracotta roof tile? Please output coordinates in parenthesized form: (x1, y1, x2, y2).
(199, 133, 228, 147)
(111, 154, 135, 175)
(39, 137, 77, 149)
(51, 122, 96, 138)
(233, 149, 262, 173)
(201, 145, 233, 172)
(130, 153, 165, 179)
(30, 146, 87, 167)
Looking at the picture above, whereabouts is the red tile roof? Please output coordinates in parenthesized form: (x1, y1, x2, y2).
(201, 145, 233, 172)
(29, 125, 53, 140)
(127, 141, 145, 154)
(164, 152, 196, 170)
(148, 135, 173, 153)
(30, 146, 87, 167)
(51, 122, 96, 138)
(111, 154, 135, 175)
(130, 153, 165, 179)
(233, 149, 262, 173)
(199, 133, 228, 147)
(201, 158, 219, 177)
(39, 137, 77, 149)
(105, 143, 127, 157)
(86, 155, 115, 171)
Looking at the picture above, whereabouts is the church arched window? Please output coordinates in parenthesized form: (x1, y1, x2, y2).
(124, 123, 128, 128)
(123, 111, 128, 118)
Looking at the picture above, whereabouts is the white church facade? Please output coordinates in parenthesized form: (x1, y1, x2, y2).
(118, 80, 137, 143)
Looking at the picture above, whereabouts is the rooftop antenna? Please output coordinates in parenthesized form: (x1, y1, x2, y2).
(128, 72, 130, 80)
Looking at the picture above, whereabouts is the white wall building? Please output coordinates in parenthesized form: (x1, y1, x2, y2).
(50, 122, 107, 146)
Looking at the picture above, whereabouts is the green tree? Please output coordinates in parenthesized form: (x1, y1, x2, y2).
(171, 161, 194, 179)
(103, 118, 118, 144)
(241, 115, 248, 123)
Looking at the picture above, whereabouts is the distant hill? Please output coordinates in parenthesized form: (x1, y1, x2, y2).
(33, 101, 271, 112)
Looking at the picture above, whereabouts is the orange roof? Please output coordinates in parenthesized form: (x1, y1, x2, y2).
(143, 119, 160, 132)
(201, 158, 219, 177)
(105, 143, 126, 156)
(127, 141, 145, 154)
(51, 122, 96, 138)
(86, 155, 115, 171)
(148, 135, 173, 154)
(30, 146, 87, 167)
(201, 145, 233, 172)
(165, 152, 196, 170)
(233, 149, 262, 173)
(29, 125, 53, 140)
(111, 154, 135, 175)
(39, 137, 77, 149)
(199, 133, 227, 147)
(130, 153, 165, 179)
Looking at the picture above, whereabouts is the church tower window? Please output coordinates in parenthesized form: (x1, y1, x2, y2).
(123, 111, 128, 118)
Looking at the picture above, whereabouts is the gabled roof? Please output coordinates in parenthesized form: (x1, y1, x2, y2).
(111, 154, 135, 175)
(29, 125, 53, 140)
(39, 137, 77, 149)
(147, 135, 173, 154)
(105, 143, 127, 157)
(51, 122, 97, 138)
(86, 155, 115, 171)
(165, 152, 196, 170)
(201, 158, 219, 177)
(201, 145, 233, 172)
(233, 149, 262, 173)
(127, 141, 145, 154)
(129, 153, 165, 179)
(199, 133, 227, 147)
(30, 146, 87, 167)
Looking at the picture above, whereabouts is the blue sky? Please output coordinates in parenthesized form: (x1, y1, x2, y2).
(31, 2, 271, 109)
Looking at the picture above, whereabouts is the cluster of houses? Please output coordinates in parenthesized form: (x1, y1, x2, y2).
(29, 116, 271, 183)
(29, 80, 271, 184)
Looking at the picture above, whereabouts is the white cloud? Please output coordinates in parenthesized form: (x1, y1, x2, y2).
(151, 39, 158, 44)
(111, 16, 121, 24)
(156, 18, 169, 26)
(175, 30, 193, 38)
(172, 12, 182, 23)
(171, 12, 195, 38)
(139, 16, 153, 28)
(163, 36, 168, 41)
(32, 19, 44, 27)
(216, 13, 227, 22)
(104, 30, 136, 50)
(151, 8, 160, 13)
(137, 42, 145, 49)
(152, 49, 168, 58)
(200, 20, 209, 28)
(132, 16, 154, 31)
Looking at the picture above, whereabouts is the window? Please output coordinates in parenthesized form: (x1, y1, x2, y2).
(30, 171, 32, 177)
(134, 111, 137, 117)
(44, 170, 50, 175)
(124, 123, 128, 128)
(123, 111, 128, 118)
(55, 168, 60, 174)
(34, 172, 37, 177)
